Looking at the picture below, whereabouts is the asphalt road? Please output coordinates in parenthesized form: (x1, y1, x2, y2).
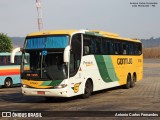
(0, 59, 160, 120)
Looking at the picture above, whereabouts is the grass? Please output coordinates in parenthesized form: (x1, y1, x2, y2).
(143, 47, 160, 58)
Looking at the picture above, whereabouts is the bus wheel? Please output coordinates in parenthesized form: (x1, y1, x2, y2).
(125, 74, 131, 89)
(4, 78, 12, 88)
(82, 80, 93, 98)
(131, 74, 136, 88)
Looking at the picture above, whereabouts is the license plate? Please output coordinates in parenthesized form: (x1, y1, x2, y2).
(37, 91, 45, 95)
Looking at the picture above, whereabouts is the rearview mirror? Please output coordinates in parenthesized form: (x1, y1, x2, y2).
(64, 46, 70, 63)
(11, 47, 21, 63)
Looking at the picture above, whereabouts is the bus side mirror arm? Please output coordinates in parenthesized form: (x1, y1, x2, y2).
(64, 46, 70, 63)
(11, 47, 21, 63)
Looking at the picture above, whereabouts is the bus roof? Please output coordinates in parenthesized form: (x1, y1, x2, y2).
(27, 30, 78, 37)
(27, 29, 141, 43)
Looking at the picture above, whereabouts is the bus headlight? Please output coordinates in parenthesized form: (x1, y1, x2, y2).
(22, 84, 27, 88)
(54, 84, 67, 89)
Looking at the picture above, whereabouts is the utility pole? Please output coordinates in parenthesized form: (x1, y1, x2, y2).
(36, 0, 43, 31)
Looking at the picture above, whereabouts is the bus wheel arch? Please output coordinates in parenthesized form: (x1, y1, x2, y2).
(4, 77, 13, 88)
(82, 78, 93, 98)
(131, 72, 136, 88)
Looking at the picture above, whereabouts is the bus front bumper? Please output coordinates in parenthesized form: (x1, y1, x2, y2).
(22, 87, 69, 97)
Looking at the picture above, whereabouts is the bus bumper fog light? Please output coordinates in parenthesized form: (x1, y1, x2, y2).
(54, 84, 67, 89)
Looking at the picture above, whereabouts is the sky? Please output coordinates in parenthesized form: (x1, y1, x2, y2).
(0, 0, 160, 39)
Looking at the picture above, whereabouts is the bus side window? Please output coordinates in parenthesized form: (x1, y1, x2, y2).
(0, 56, 3, 65)
(122, 43, 128, 55)
(91, 37, 96, 54)
(110, 42, 114, 55)
(18, 56, 21, 64)
(129, 43, 134, 55)
(138, 43, 142, 55)
(102, 38, 111, 55)
(83, 35, 91, 55)
(15, 56, 17, 65)
(7, 56, 10, 65)
(4, 56, 7, 65)
(101, 38, 106, 54)
(83, 35, 103, 55)
(15, 56, 18, 65)
(84, 46, 90, 55)
(106, 41, 111, 55)
(114, 42, 122, 55)
(135, 43, 142, 55)
(95, 37, 101, 54)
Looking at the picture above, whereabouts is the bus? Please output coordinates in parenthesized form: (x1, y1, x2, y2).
(11, 30, 143, 98)
(0, 53, 21, 88)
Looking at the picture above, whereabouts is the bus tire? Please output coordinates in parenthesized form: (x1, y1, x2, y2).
(4, 78, 13, 88)
(82, 80, 93, 98)
(131, 74, 136, 88)
(125, 74, 131, 89)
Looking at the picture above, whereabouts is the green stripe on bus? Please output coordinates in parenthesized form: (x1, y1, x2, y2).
(94, 55, 112, 82)
(94, 55, 118, 83)
(41, 81, 52, 86)
(49, 80, 63, 86)
(103, 56, 118, 81)
(41, 80, 63, 86)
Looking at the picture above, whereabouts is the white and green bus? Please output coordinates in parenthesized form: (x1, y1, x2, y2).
(11, 30, 143, 98)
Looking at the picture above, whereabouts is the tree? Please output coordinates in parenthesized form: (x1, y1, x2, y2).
(0, 33, 13, 52)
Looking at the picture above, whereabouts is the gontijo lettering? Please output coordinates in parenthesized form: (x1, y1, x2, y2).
(117, 58, 132, 65)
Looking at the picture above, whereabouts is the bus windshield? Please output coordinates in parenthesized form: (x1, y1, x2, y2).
(21, 35, 69, 81)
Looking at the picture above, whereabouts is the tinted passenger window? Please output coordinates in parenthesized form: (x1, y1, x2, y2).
(114, 42, 122, 55)
(83, 34, 142, 56)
